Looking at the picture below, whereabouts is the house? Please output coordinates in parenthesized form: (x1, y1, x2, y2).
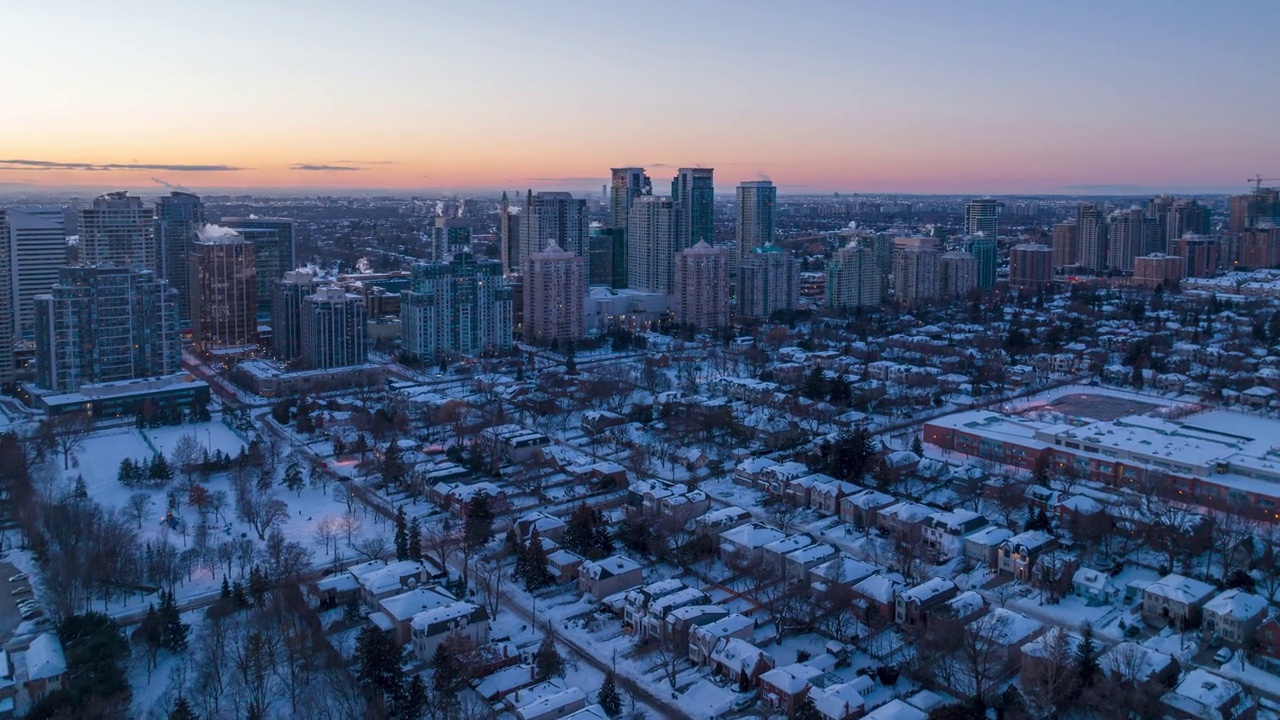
(808, 676, 874, 720)
(935, 590, 987, 630)
(876, 502, 933, 538)
(784, 544, 838, 584)
(515, 686, 588, 720)
(759, 663, 823, 715)
(965, 608, 1044, 684)
(709, 637, 776, 688)
(1030, 550, 1079, 602)
(964, 526, 1013, 569)
(876, 451, 921, 484)
(861, 699, 927, 720)
(694, 506, 752, 537)
(622, 579, 687, 629)
(409, 601, 490, 662)
(479, 424, 550, 464)
(1099, 642, 1178, 690)
(1021, 627, 1082, 689)
(895, 578, 958, 632)
(735, 457, 779, 487)
(578, 555, 645, 599)
(561, 705, 610, 720)
(1057, 494, 1105, 526)
(638, 587, 711, 640)
(690, 613, 755, 666)
(474, 664, 540, 702)
(1142, 574, 1216, 628)
(660, 605, 728, 652)
(839, 489, 896, 529)
(922, 510, 989, 561)
(762, 534, 815, 569)
(720, 523, 788, 564)
(660, 488, 711, 525)
(809, 555, 880, 595)
(18, 633, 65, 712)
(547, 549, 585, 584)
(517, 512, 568, 542)
(356, 560, 431, 605)
(1071, 567, 1118, 606)
(378, 585, 458, 645)
(851, 573, 906, 626)
(996, 530, 1058, 581)
(1159, 668, 1256, 720)
(581, 410, 626, 436)
(760, 461, 812, 496)
(1257, 617, 1280, 664)
(1203, 589, 1267, 648)
(810, 478, 861, 516)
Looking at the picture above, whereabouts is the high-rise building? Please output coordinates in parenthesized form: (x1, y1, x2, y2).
(610, 168, 651, 230)
(940, 250, 978, 298)
(587, 228, 614, 286)
(499, 191, 521, 275)
(1009, 243, 1055, 289)
(626, 196, 678, 294)
(673, 168, 714, 250)
(736, 245, 798, 320)
(190, 228, 258, 350)
(1170, 235, 1219, 278)
(1106, 208, 1161, 272)
(1132, 254, 1185, 288)
(1051, 221, 1078, 268)
(154, 192, 205, 325)
(272, 270, 317, 364)
(221, 218, 296, 319)
(519, 191, 588, 262)
(1076, 203, 1108, 272)
(523, 243, 586, 346)
(4, 206, 66, 338)
(34, 265, 180, 392)
(1239, 228, 1280, 270)
(301, 286, 367, 370)
(673, 242, 729, 330)
(963, 236, 997, 289)
(400, 253, 512, 363)
(735, 181, 777, 265)
(964, 198, 1000, 237)
(825, 243, 882, 310)
(0, 214, 13, 385)
(1229, 189, 1279, 232)
(432, 217, 472, 261)
(1161, 198, 1211, 248)
(892, 237, 941, 309)
(78, 192, 156, 270)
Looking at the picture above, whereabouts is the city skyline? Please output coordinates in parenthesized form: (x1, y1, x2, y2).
(4, 1, 1278, 195)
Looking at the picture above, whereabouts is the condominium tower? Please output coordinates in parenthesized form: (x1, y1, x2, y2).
(400, 253, 512, 363)
(78, 192, 156, 270)
(4, 206, 66, 337)
(523, 242, 586, 346)
(673, 241, 729, 330)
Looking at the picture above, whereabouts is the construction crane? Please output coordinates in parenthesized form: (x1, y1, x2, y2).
(1248, 174, 1280, 192)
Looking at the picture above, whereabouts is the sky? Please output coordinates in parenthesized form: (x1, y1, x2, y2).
(2, 0, 1277, 195)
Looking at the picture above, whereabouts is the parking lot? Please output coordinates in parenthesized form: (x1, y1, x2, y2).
(0, 560, 36, 640)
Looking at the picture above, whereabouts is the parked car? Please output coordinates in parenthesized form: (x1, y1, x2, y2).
(10, 587, 30, 597)
(1214, 647, 1233, 664)
(8, 573, 27, 583)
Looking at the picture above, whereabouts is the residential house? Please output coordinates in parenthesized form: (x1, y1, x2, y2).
(1071, 567, 1118, 606)
(922, 510, 989, 561)
(876, 502, 933, 538)
(762, 534, 814, 571)
(964, 526, 1013, 569)
(547, 549, 585, 584)
(1057, 494, 1105, 527)
(709, 637, 776, 688)
(1257, 617, 1280, 664)
(1142, 574, 1216, 628)
(1021, 628, 1082, 690)
(965, 609, 1044, 685)
(577, 555, 645, 599)
(660, 605, 728, 653)
(935, 590, 987, 631)
(996, 530, 1058, 581)
(515, 686, 588, 720)
(695, 506, 752, 537)
(895, 578, 958, 633)
(759, 663, 823, 716)
(1100, 642, 1178, 691)
(378, 585, 458, 645)
(475, 664, 540, 702)
(17, 633, 65, 713)
(839, 489, 896, 529)
(581, 410, 626, 436)
(720, 523, 788, 564)
(735, 457, 779, 488)
(357, 560, 430, 605)
(851, 573, 906, 626)
(808, 555, 880, 596)
(861, 699, 927, 720)
(622, 579, 687, 629)
(760, 461, 811, 496)
(1203, 589, 1267, 648)
(690, 614, 755, 666)
(1030, 550, 1079, 602)
(784, 543, 838, 584)
(638, 587, 711, 641)
(410, 601, 490, 662)
(1159, 669, 1256, 720)
(808, 676, 874, 720)
(517, 511, 568, 542)
(810, 478, 860, 516)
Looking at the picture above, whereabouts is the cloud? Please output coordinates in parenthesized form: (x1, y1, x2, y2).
(527, 177, 606, 183)
(0, 158, 243, 172)
(337, 160, 397, 165)
(290, 163, 362, 172)
(151, 177, 190, 191)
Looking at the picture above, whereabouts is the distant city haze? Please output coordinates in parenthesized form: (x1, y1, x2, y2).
(3, 0, 1277, 194)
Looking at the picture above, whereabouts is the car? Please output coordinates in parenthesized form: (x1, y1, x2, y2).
(20, 609, 41, 620)
(16, 600, 35, 610)
(1214, 647, 1233, 664)
(8, 573, 26, 583)
(10, 587, 30, 597)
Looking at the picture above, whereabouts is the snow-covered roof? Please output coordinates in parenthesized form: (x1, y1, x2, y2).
(968, 608, 1043, 646)
(24, 633, 65, 682)
(1060, 494, 1103, 514)
(580, 555, 643, 581)
(720, 522, 787, 549)
(1100, 641, 1173, 683)
(900, 578, 956, 605)
(710, 637, 774, 672)
(1071, 567, 1113, 593)
(945, 590, 984, 618)
(1001, 530, 1056, 551)
(852, 573, 906, 604)
(1162, 669, 1247, 720)
(380, 586, 456, 622)
(810, 555, 880, 586)
(965, 526, 1013, 548)
(759, 662, 822, 695)
(809, 676, 872, 718)
(862, 699, 927, 720)
(693, 613, 755, 640)
(1021, 627, 1081, 659)
(1145, 573, 1216, 605)
(763, 534, 814, 556)
(516, 686, 586, 720)
(410, 600, 485, 635)
(1203, 588, 1267, 620)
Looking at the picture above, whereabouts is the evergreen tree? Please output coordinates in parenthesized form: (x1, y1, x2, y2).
(794, 694, 822, 720)
(118, 458, 136, 486)
(464, 491, 496, 553)
(394, 506, 409, 561)
(562, 503, 597, 556)
(524, 528, 552, 591)
(159, 589, 190, 652)
(354, 626, 404, 704)
(168, 695, 197, 720)
(343, 592, 362, 622)
(910, 435, 924, 457)
(801, 366, 827, 400)
(431, 641, 462, 696)
(232, 581, 249, 609)
(1077, 621, 1099, 688)
(407, 517, 422, 561)
(247, 565, 270, 605)
(73, 475, 88, 499)
(508, 527, 529, 581)
(139, 603, 163, 669)
(282, 461, 304, 495)
(598, 671, 622, 717)
(220, 576, 232, 599)
(149, 454, 173, 484)
(399, 673, 427, 719)
(534, 633, 565, 680)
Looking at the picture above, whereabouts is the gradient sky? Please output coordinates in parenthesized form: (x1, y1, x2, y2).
(3, 0, 1277, 195)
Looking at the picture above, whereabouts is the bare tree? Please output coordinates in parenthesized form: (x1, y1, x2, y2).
(312, 516, 339, 557)
(171, 432, 204, 486)
(475, 559, 503, 619)
(764, 497, 803, 535)
(421, 513, 459, 570)
(959, 610, 1013, 702)
(1206, 509, 1257, 582)
(339, 511, 364, 547)
(353, 535, 390, 562)
(334, 482, 359, 516)
(124, 492, 153, 529)
(1021, 627, 1081, 719)
(41, 412, 93, 470)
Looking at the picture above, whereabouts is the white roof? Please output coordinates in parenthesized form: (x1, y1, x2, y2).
(24, 633, 65, 682)
(1204, 588, 1267, 620)
(721, 523, 788, 548)
(694, 613, 755, 640)
(900, 578, 955, 604)
(760, 662, 822, 695)
(968, 608, 1043, 646)
(852, 573, 905, 604)
(1021, 627, 1081, 659)
(516, 686, 587, 720)
(809, 677, 872, 718)
(965, 526, 1013, 547)
(580, 555, 644, 581)
(1101, 642, 1173, 683)
(1145, 574, 1216, 605)
(862, 699, 927, 720)
(1162, 669, 1246, 720)
(380, 586, 456, 622)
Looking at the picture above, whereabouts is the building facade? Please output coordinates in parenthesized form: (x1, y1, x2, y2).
(220, 218, 296, 320)
(736, 245, 798, 321)
(940, 250, 978, 298)
(892, 237, 941, 309)
(1009, 243, 1054, 289)
(673, 242, 729, 331)
(300, 286, 368, 369)
(1106, 208, 1161, 273)
(673, 168, 714, 250)
(78, 192, 156, 270)
(4, 206, 66, 338)
(964, 198, 999, 237)
(154, 192, 205, 325)
(523, 243, 586, 345)
(825, 243, 883, 310)
(190, 231, 259, 350)
(400, 253, 512, 363)
(1076, 203, 1108, 272)
(33, 266, 180, 392)
(0, 214, 12, 384)
(1132, 253, 1186, 288)
(735, 181, 777, 266)
(1051, 220, 1078, 268)
(519, 191, 587, 261)
(272, 270, 317, 364)
(627, 196, 678, 294)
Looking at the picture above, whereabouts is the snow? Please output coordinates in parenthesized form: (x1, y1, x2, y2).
(23, 632, 65, 681)
(862, 698, 927, 720)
